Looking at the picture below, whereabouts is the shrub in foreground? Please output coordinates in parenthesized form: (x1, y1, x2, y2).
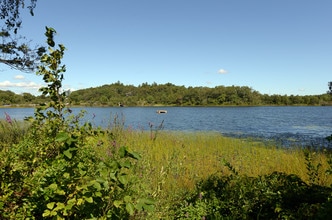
(175, 159, 332, 219)
(0, 27, 153, 219)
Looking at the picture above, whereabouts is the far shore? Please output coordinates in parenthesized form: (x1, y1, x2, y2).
(1, 103, 331, 108)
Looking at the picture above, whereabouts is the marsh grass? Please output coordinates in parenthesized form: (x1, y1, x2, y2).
(1, 113, 331, 218)
(0, 119, 29, 149)
(92, 125, 332, 218)
(106, 129, 332, 185)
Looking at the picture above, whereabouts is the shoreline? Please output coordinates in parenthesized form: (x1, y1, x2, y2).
(1, 103, 330, 108)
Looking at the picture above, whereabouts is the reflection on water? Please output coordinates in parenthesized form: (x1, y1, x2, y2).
(1, 106, 332, 148)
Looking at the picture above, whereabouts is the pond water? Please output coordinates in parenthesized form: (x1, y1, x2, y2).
(1, 106, 332, 148)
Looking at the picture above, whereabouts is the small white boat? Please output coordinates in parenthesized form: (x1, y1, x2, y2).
(156, 110, 167, 114)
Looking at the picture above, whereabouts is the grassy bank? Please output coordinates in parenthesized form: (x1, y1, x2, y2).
(1, 117, 332, 219)
(100, 128, 332, 184)
(93, 125, 332, 218)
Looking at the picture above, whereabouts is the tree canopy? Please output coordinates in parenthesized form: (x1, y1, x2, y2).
(66, 82, 332, 107)
(0, 0, 45, 72)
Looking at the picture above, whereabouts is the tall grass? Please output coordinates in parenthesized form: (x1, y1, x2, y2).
(0, 119, 29, 149)
(1, 114, 331, 218)
(93, 122, 332, 218)
(106, 129, 332, 185)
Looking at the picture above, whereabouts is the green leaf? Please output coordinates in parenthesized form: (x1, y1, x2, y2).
(79, 169, 86, 176)
(143, 203, 155, 212)
(63, 149, 72, 159)
(137, 198, 155, 212)
(118, 174, 128, 185)
(95, 191, 102, 197)
(56, 132, 69, 142)
(42, 210, 51, 217)
(103, 180, 109, 189)
(88, 180, 97, 186)
(120, 160, 132, 169)
(124, 195, 131, 203)
(135, 202, 143, 211)
(46, 202, 55, 210)
(109, 172, 117, 181)
(77, 198, 84, 205)
(67, 198, 76, 205)
(49, 183, 58, 190)
(140, 198, 155, 205)
(63, 172, 70, 179)
(43, 209, 57, 217)
(127, 151, 141, 160)
(56, 189, 65, 195)
(113, 200, 123, 208)
(109, 161, 120, 170)
(119, 146, 126, 158)
(93, 181, 102, 191)
(54, 202, 65, 211)
(84, 196, 93, 203)
(126, 202, 135, 216)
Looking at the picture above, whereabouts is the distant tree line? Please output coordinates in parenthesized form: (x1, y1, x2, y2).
(1, 82, 331, 107)
(0, 90, 49, 106)
(67, 81, 332, 106)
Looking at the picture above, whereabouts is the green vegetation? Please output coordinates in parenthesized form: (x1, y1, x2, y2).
(0, 0, 44, 72)
(0, 28, 154, 219)
(2, 81, 332, 107)
(2, 113, 332, 218)
(68, 82, 332, 106)
(0, 116, 29, 148)
(102, 127, 332, 219)
(1, 21, 332, 219)
(0, 90, 50, 106)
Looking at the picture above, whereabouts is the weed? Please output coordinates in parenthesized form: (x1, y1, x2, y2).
(149, 119, 164, 141)
(0, 117, 29, 149)
(0, 27, 154, 219)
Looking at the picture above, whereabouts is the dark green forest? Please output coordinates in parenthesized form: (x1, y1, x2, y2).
(68, 82, 332, 106)
(0, 90, 48, 106)
(1, 81, 332, 107)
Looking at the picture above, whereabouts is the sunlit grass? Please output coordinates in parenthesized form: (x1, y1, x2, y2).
(110, 130, 331, 185)
(91, 126, 332, 218)
(0, 119, 29, 149)
(1, 115, 331, 219)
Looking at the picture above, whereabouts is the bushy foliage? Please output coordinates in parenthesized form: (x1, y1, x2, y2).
(0, 27, 154, 219)
(2, 82, 332, 106)
(174, 158, 332, 219)
(0, 0, 45, 72)
(67, 83, 332, 106)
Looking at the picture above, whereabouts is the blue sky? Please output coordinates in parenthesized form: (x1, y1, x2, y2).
(0, 0, 331, 95)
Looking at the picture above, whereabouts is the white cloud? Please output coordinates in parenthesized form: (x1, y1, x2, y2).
(14, 75, 25, 80)
(218, 69, 228, 74)
(0, 73, 47, 94)
(0, 80, 43, 95)
(0, 80, 41, 89)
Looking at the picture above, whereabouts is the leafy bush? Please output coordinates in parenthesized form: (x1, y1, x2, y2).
(0, 27, 154, 219)
(175, 159, 332, 219)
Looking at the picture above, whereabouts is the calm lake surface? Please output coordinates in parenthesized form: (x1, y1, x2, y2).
(1, 106, 332, 147)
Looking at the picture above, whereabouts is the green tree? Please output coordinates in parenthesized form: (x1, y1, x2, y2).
(0, 0, 45, 72)
(22, 92, 34, 102)
(0, 90, 17, 104)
